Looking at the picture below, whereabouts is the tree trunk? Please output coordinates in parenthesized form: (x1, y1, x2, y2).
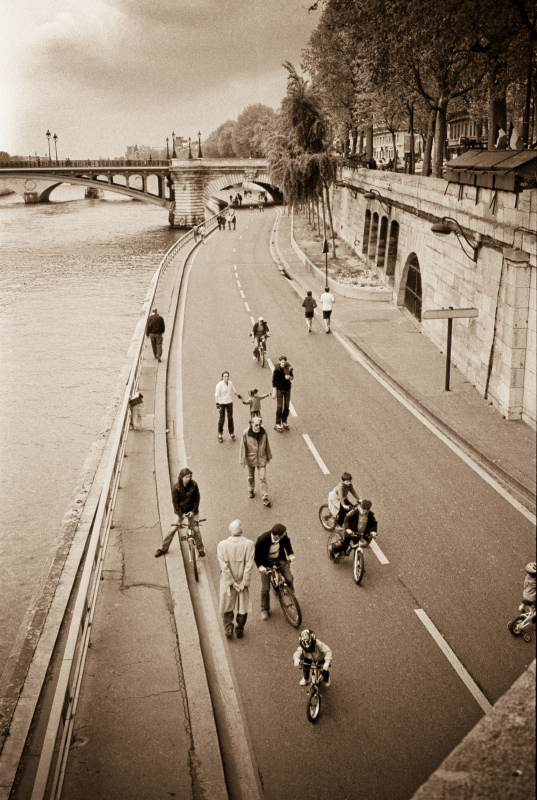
(488, 68, 507, 149)
(358, 129, 364, 156)
(351, 127, 358, 154)
(391, 132, 398, 172)
(324, 181, 337, 257)
(320, 188, 327, 244)
(365, 125, 373, 161)
(521, 41, 534, 147)
(408, 102, 415, 175)
(422, 107, 436, 177)
(316, 196, 321, 236)
(432, 101, 448, 178)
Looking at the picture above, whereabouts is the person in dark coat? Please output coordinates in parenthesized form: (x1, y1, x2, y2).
(146, 308, 165, 362)
(254, 523, 295, 620)
(301, 290, 317, 333)
(155, 468, 205, 557)
(328, 500, 378, 558)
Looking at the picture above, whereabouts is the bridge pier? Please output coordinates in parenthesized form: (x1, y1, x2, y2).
(169, 165, 206, 228)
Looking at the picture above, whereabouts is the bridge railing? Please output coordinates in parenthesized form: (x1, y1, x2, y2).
(0, 159, 170, 169)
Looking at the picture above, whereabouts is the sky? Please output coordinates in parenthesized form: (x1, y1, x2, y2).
(1, 0, 319, 159)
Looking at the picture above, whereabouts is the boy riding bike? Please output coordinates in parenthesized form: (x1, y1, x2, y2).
(328, 472, 360, 527)
(520, 561, 536, 613)
(328, 499, 377, 559)
(250, 317, 270, 360)
(293, 629, 332, 686)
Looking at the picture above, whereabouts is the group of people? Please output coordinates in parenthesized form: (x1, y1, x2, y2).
(217, 210, 236, 230)
(301, 287, 335, 334)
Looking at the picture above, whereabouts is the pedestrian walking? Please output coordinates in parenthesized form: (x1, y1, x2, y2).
(146, 308, 165, 362)
(155, 468, 206, 557)
(217, 520, 255, 639)
(199, 222, 206, 243)
(231, 210, 236, 230)
(301, 290, 317, 333)
(319, 287, 335, 333)
(239, 416, 272, 506)
(272, 356, 293, 432)
(227, 210, 234, 230)
(193, 224, 201, 242)
(217, 213, 225, 230)
(242, 388, 271, 418)
(215, 371, 242, 442)
(255, 523, 295, 620)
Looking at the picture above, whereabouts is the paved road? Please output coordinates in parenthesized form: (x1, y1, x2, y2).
(180, 208, 535, 800)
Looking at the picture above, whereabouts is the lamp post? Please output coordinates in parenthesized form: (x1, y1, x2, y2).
(172, 131, 177, 159)
(46, 130, 51, 164)
(323, 237, 329, 287)
(166, 137, 169, 160)
(197, 131, 203, 158)
(53, 133, 58, 164)
(188, 137, 193, 160)
(430, 217, 483, 262)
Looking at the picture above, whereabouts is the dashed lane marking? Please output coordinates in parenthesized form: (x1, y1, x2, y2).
(414, 609, 492, 714)
(240, 290, 245, 299)
(371, 540, 389, 564)
(237, 281, 241, 288)
(244, 302, 250, 312)
(302, 434, 330, 475)
(250, 316, 255, 325)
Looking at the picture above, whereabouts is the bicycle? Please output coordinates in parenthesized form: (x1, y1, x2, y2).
(326, 528, 376, 585)
(299, 658, 326, 724)
(168, 518, 206, 582)
(266, 562, 302, 627)
(253, 334, 268, 367)
(507, 604, 536, 642)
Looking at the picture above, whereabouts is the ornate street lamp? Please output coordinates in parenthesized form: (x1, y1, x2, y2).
(172, 131, 177, 159)
(166, 137, 170, 160)
(188, 137, 193, 160)
(53, 133, 58, 164)
(431, 217, 483, 262)
(197, 131, 203, 158)
(46, 130, 51, 164)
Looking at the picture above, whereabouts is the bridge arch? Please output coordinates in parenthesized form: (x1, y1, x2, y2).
(203, 171, 278, 206)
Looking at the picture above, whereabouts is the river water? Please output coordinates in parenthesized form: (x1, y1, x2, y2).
(0, 186, 180, 675)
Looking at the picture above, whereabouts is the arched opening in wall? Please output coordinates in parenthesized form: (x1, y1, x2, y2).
(377, 216, 389, 268)
(402, 253, 422, 321)
(362, 210, 371, 255)
(368, 212, 379, 260)
(386, 221, 399, 284)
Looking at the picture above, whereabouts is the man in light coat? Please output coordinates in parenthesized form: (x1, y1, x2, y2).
(239, 416, 272, 507)
(217, 520, 255, 639)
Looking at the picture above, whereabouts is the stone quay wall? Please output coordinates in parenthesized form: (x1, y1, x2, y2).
(332, 167, 537, 427)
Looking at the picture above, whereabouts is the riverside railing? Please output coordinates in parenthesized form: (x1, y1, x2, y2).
(0, 159, 170, 169)
(28, 209, 223, 800)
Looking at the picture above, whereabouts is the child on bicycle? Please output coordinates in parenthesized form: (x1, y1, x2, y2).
(293, 629, 332, 686)
(250, 317, 270, 360)
(328, 499, 377, 559)
(328, 472, 360, 527)
(242, 388, 271, 418)
(520, 562, 536, 612)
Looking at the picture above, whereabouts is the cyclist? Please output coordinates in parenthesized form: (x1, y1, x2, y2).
(328, 472, 360, 527)
(155, 468, 205, 557)
(520, 562, 536, 613)
(251, 317, 270, 360)
(328, 499, 377, 559)
(254, 523, 295, 620)
(293, 629, 332, 686)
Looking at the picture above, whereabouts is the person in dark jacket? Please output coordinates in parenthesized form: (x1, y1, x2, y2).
(254, 523, 295, 620)
(155, 468, 205, 557)
(146, 308, 165, 362)
(328, 500, 377, 559)
(301, 290, 317, 333)
(272, 355, 293, 431)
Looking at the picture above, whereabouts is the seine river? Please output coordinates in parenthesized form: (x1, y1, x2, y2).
(0, 186, 180, 676)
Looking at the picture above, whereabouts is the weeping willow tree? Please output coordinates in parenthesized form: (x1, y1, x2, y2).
(268, 63, 338, 255)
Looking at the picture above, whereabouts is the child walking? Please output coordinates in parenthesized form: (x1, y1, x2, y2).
(242, 388, 271, 418)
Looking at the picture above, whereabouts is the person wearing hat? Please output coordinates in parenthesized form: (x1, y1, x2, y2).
(254, 523, 295, 620)
(145, 308, 165, 362)
(250, 316, 270, 360)
(217, 520, 255, 639)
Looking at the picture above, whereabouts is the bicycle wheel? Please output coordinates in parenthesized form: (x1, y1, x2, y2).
(507, 616, 526, 636)
(327, 531, 343, 561)
(261, 345, 265, 368)
(353, 548, 365, 584)
(279, 585, 302, 627)
(189, 538, 199, 582)
(319, 504, 336, 531)
(306, 686, 321, 723)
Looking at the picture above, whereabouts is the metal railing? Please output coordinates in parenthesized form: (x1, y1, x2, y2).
(27, 209, 224, 799)
(0, 159, 170, 170)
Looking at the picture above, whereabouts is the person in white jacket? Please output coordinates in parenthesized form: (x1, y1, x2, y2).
(293, 629, 332, 686)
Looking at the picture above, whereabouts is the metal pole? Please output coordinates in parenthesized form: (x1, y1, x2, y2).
(325, 252, 328, 287)
(445, 317, 453, 391)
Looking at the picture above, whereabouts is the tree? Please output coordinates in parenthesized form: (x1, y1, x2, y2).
(232, 105, 277, 158)
(203, 121, 237, 157)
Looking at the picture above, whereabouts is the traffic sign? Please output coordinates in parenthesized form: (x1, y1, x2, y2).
(422, 307, 478, 320)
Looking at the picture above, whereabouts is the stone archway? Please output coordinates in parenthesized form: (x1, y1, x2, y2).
(368, 212, 379, 260)
(377, 216, 389, 268)
(400, 252, 422, 321)
(362, 210, 371, 256)
(386, 221, 399, 283)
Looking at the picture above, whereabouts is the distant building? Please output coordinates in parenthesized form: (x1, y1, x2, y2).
(373, 128, 423, 168)
(447, 114, 486, 159)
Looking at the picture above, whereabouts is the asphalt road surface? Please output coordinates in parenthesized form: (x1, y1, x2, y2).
(179, 207, 535, 800)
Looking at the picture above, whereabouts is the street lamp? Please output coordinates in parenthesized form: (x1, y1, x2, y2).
(166, 137, 170, 160)
(197, 131, 203, 158)
(172, 131, 177, 159)
(53, 133, 58, 164)
(430, 217, 483, 262)
(46, 130, 51, 164)
(363, 188, 390, 213)
(323, 237, 329, 287)
(188, 137, 193, 160)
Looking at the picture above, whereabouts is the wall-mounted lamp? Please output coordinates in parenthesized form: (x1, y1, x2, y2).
(363, 189, 390, 213)
(513, 227, 537, 250)
(431, 217, 483, 262)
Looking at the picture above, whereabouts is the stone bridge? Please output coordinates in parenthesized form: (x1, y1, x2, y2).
(0, 158, 274, 227)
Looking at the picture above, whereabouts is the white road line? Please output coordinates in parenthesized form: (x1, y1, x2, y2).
(302, 434, 330, 475)
(333, 331, 536, 525)
(267, 358, 274, 371)
(237, 281, 241, 288)
(250, 316, 255, 325)
(370, 540, 389, 564)
(244, 302, 250, 312)
(414, 609, 492, 714)
(240, 290, 245, 299)
(289, 402, 298, 417)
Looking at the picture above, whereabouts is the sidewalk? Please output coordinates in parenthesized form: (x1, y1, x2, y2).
(275, 211, 536, 511)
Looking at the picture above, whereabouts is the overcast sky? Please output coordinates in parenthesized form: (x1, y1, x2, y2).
(1, 0, 318, 159)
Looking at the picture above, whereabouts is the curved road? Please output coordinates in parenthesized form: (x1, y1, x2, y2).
(179, 207, 535, 800)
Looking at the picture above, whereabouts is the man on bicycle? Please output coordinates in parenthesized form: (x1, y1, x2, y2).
(328, 499, 377, 559)
(328, 472, 360, 527)
(155, 468, 205, 557)
(293, 629, 332, 686)
(251, 317, 270, 360)
(254, 523, 295, 620)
